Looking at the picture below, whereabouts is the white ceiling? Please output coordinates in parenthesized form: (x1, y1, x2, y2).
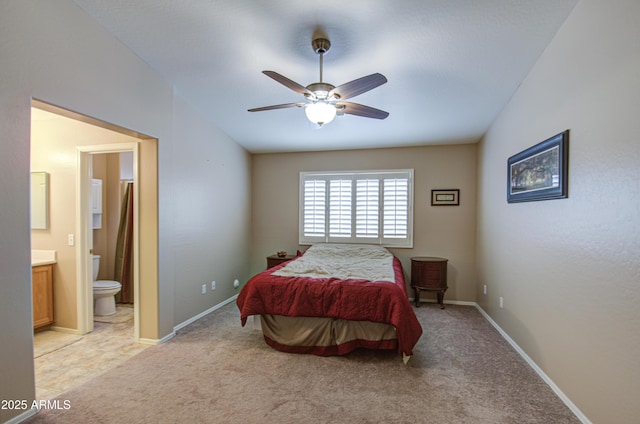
(72, 0, 578, 153)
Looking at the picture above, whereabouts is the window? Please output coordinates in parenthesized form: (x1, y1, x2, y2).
(299, 169, 413, 247)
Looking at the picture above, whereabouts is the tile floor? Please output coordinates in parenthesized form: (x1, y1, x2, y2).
(33, 305, 149, 400)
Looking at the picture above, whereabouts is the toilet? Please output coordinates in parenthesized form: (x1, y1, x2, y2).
(92, 255, 122, 316)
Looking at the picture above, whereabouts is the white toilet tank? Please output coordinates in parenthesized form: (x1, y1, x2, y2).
(92, 255, 100, 281)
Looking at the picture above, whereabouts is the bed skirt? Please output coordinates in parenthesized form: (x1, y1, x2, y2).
(258, 314, 398, 356)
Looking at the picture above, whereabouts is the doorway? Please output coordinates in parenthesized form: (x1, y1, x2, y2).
(78, 144, 140, 338)
(31, 100, 159, 398)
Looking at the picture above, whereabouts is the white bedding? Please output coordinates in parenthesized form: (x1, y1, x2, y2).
(272, 243, 395, 282)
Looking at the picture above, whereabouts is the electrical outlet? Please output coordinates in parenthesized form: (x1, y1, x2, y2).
(201, 284, 206, 294)
(499, 296, 504, 308)
(483, 284, 487, 295)
(233, 279, 240, 289)
(211, 281, 216, 291)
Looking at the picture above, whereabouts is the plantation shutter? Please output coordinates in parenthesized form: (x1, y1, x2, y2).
(302, 179, 326, 237)
(300, 170, 413, 247)
(356, 179, 379, 238)
(383, 178, 409, 239)
(329, 179, 352, 238)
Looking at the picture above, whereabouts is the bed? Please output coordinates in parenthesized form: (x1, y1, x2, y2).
(237, 243, 423, 362)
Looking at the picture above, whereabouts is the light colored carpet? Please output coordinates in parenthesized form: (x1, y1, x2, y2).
(27, 303, 580, 423)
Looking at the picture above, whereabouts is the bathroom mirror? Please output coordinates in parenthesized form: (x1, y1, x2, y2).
(31, 171, 49, 230)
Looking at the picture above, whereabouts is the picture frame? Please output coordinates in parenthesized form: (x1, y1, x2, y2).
(507, 130, 569, 203)
(431, 189, 459, 206)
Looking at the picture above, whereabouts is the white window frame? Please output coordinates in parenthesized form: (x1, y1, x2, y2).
(299, 169, 414, 248)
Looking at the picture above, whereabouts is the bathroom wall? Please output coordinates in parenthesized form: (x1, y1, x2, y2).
(31, 110, 142, 330)
(92, 151, 130, 282)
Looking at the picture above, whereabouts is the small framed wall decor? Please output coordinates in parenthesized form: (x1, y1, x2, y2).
(507, 130, 569, 203)
(431, 189, 459, 206)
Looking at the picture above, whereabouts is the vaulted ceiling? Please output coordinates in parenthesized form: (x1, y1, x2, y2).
(72, 0, 578, 153)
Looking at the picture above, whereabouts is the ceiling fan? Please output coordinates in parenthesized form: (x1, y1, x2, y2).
(248, 37, 389, 127)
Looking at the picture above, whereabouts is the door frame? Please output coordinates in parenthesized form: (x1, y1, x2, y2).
(76, 143, 140, 341)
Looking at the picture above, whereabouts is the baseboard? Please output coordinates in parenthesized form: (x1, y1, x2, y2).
(173, 294, 239, 333)
(4, 406, 39, 424)
(410, 297, 476, 307)
(49, 326, 83, 335)
(138, 331, 175, 346)
(94, 296, 239, 346)
(474, 304, 591, 424)
(441, 299, 476, 306)
(50, 319, 175, 345)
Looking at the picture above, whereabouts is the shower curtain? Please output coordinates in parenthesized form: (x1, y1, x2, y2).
(114, 181, 134, 304)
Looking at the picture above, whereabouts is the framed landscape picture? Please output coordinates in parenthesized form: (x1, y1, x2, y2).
(507, 130, 569, 203)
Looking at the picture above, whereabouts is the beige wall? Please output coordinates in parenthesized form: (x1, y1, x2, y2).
(252, 145, 477, 301)
(476, 0, 640, 422)
(0, 1, 251, 422)
(170, 95, 252, 325)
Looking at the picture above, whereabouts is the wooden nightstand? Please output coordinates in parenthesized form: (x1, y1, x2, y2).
(266, 254, 296, 269)
(410, 257, 448, 309)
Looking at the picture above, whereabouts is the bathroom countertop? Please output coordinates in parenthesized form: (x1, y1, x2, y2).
(32, 250, 57, 267)
(32, 259, 57, 266)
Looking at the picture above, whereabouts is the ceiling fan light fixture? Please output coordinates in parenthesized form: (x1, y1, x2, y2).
(305, 101, 336, 126)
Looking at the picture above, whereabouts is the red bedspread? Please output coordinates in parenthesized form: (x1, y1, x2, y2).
(237, 256, 423, 357)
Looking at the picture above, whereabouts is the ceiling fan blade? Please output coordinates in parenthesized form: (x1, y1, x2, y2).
(248, 102, 306, 112)
(329, 73, 387, 100)
(263, 71, 315, 98)
(337, 102, 389, 120)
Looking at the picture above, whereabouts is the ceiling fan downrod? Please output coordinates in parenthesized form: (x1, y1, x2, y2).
(306, 38, 337, 100)
(312, 38, 330, 84)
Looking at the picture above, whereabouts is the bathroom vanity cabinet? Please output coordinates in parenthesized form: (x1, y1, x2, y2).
(32, 264, 54, 329)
